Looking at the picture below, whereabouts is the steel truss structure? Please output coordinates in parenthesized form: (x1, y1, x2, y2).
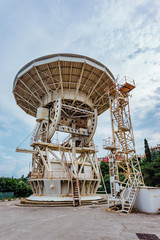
(103, 77, 144, 213)
(13, 54, 115, 206)
(28, 98, 100, 206)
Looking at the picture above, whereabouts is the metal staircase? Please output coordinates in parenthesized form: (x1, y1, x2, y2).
(121, 179, 139, 213)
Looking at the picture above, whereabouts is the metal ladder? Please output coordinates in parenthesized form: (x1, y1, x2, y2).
(109, 156, 119, 198)
(71, 177, 81, 206)
(59, 136, 81, 206)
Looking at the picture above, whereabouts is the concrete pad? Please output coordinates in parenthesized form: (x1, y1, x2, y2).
(0, 200, 160, 240)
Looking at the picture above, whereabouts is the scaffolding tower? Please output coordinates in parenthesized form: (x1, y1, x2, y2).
(103, 77, 144, 213)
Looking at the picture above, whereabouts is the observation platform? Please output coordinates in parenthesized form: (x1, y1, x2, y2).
(103, 138, 117, 151)
(117, 76, 135, 94)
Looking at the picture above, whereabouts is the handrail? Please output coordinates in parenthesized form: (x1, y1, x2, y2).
(121, 173, 140, 206)
(103, 137, 114, 149)
(117, 76, 135, 90)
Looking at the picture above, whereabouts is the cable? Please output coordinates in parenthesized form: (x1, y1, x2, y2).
(16, 130, 34, 148)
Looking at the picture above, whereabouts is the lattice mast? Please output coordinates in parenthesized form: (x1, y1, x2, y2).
(103, 77, 144, 210)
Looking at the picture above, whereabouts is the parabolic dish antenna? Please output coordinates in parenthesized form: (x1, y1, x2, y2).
(14, 53, 115, 205)
(13, 53, 115, 117)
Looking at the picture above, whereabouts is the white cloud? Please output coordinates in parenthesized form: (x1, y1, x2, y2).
(0, 0, 159, 176)
(0, 150, 31, 177)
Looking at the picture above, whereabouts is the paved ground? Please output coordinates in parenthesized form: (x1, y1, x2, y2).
(0, 200, 160, 240)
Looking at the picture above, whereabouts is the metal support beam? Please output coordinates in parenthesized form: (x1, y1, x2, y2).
(19, 78, 41, 103)
(58, 61, 64, 97)
(27, 73, 46, 94)
(37, 147, 50, 172)
(86, 72, 104, 100)
(75, 63, 86, 96)
(62, 104, 94, 115)
(14, 92, 37, 109)
(34, 67, 49, 95)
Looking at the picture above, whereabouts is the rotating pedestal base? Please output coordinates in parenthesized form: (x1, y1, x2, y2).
(18, 195, 106, 207)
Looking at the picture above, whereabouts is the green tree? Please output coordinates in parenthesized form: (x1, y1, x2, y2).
(144, 138, 151, 162)
(141, 149, 160, 187)
(0, 176, 32, 198)
(99, 161, 111, 193)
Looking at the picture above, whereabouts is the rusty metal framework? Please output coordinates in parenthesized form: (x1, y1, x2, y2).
(103, 77, 144, 213)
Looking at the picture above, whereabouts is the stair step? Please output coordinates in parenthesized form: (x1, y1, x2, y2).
(124, 206, 130, 209)
(124, 207, 130, 210)
(122, 210, 129, 213)
(123, 208, 130, 211)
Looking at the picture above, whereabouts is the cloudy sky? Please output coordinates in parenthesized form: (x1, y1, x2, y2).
(0, 0, 159, 177)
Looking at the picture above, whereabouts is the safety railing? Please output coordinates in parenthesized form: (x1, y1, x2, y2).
(103, 137, 115, 149)
(116, 76, 135, 90)
(121, 174, 140, 205)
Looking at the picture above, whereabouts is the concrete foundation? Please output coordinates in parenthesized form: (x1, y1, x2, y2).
(28, 161, 101, 203)
(27, 194, 102, 202)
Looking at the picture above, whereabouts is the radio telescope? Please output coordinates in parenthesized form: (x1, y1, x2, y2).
(13, 53, 115, 205)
